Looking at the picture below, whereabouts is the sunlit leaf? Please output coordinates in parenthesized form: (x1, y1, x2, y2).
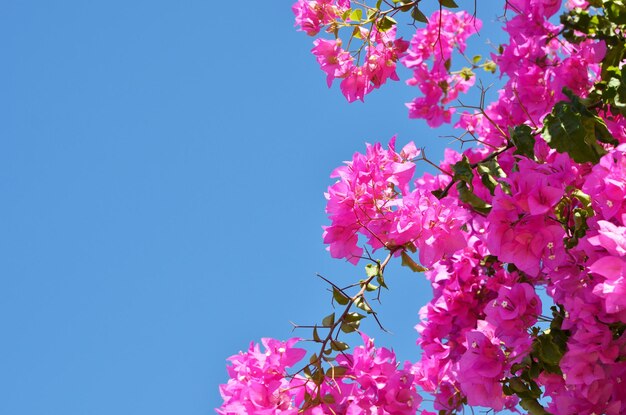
(333, 287, 350, 305)
(322, 313, 335, 327)
(401, 251, 427, 272)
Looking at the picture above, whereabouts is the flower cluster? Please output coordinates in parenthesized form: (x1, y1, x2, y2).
(217, 338, 305, 415)
(292, 0, 350, 36)
(323, 137, 469, 266)
(316, 2, 626, 412)
(294, 1, 409, 102)
(311, 27, 408, 102)
(456, 0, 606, 148)
(402, 10, 482, 127)
(219, 1, 626, 414)
(217, 335, 422, 415)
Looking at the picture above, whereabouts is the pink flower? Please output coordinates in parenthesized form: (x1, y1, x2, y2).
(507, 0, 561, 17)
(401, 10, 481, 126)
(292, 0, 347, 36)
(457, 321, 507, 411)
(566, 0, 589, 9)
(589, 256, 626, 314)
(324, 138, 437, 263)
(311, 38, 353, 87)
(588, 220, 626, 257)
(484, 283, 541, 351)
(217, 338, 306, 415)
(339, 68, 371, 103)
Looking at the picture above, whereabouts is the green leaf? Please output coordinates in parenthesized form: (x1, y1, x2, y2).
(451, 155, 493, 212)
(333, 287, 350, 305)
(472, 55, 482, 64)
(321, 354, 336, 362)
(311, 369, 324, 385)
(607, 0, 626, 24)
(439, 0, 459, 7)
(376, 15, 397, 32)
(529, 360, 542, 379)
(365, 263, 380, 278)
(508, 377, 528, 394)
(601, 66, 626, 114)
(519, 397, 550, 415)
(601, 41, 625, 78)
(376, 273, 388, 289)
(529, 379, 542, 399)
(457, 182, 492, 214)
(363, 282, 378, 291)
(411, 6, 428, 23)
(452, 156, 474, 184)
(340, 322, 357, 333)
(431, 189, 445, 199)
(330, 340, 350, 351)
(401, 251, 427, 272)
(459, 67, 474, 81)
(483, 60, 497, 73)
(345, 312, 366, 322)
(322, 313, 335, 327)
(510, 362, 526, 375)
(541, 94, 611, 163)
(538, 335, 563, 365)
(349, 8, 363, 22)
(313, 326, 322, 342)
(398, 2, 413, 11)
(325, 366, 349, 378)
(322, 394, 336, 404)
(510, 124, 536, 158)
(355, 298, 372, 313)
(476, 158, 505, 195)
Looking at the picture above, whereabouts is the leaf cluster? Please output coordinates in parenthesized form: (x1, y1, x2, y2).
(503, 306, 570, 415)
(562, 1, 626, 117)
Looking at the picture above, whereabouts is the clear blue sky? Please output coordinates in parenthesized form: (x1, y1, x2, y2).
(2, 2, 508, 414)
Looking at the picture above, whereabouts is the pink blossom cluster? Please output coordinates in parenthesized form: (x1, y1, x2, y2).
(295, 334, 422, 415)
(413, 209, 541, 412)
(532, 145, 626, 413)
(387, 115, 626, 414)
(217, 335, 423, 415)
(293, 1, 409, 102)
(401, 10, 482, 127)
(292, 0, 350, 36)
(323, 137, 469, 266)
(456, 0, 607, 148)
(328, 128, 626, 413)
(217, 338, 305, 415)
(311, 27, 409, 102)
(318, 1, 626, 410)
(218, 0, 626, 414)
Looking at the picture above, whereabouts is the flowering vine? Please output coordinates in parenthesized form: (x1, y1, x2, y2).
(218, 0, 626, 414)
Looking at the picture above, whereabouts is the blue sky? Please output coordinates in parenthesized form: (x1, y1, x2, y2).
(2, 2, 509, 414)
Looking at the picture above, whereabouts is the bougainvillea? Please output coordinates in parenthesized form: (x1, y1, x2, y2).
(219, 0, 626, 414)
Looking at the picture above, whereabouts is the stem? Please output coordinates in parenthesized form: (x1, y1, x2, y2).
(307, 249, 398, 400)
(433, 143, 514, 200)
